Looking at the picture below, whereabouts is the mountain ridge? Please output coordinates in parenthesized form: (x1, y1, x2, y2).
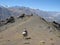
(0, 6, 60, 23)
(0, 15, 60, 45)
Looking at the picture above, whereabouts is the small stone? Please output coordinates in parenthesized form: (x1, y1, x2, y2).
(24, 42, 30, 44)
(51, 43, 54, 45)
(7, 40, 10, 41)
(50, 38, 53, 40)
(40, 40, 45, 45)
(57, 36, 60, 38)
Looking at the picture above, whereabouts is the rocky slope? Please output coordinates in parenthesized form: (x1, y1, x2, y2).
(0, 15, 60, 45)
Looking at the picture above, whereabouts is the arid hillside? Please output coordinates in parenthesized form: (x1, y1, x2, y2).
(0, 15, 60, 45)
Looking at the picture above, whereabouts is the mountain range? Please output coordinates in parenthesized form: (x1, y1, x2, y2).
(0, 5, 60, 23)
(0, 5, 60, 45)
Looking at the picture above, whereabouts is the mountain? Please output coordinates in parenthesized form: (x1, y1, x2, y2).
(0, 6, 60, 23)
(0, 15, 60, 45)
(8, 6, 34, 17)
(8, 6, 60, 22)
(0, 6, 12, 20)
(0, 6, 60, 45)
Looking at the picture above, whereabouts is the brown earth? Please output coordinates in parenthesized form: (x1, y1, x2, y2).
(0, 15, 60, 45)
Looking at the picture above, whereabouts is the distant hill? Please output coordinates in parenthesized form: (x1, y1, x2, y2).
(0, 6, 12, 20)
(0, 6, 60, 23)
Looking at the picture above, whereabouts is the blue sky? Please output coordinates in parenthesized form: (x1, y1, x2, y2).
(0, 0, 60, 12)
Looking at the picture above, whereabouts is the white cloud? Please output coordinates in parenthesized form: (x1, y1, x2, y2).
(48, 17, 53, 19)
(45, 16, 54, 20)
(52, 13, 60, 17)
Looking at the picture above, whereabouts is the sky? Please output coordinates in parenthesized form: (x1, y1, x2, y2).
(0, 0, 60, 12)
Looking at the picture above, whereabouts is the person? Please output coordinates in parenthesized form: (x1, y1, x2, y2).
(22, 28, 28, 39)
